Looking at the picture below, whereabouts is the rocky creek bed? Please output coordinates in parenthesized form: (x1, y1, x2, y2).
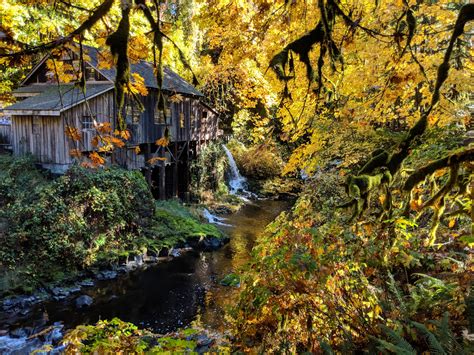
(0, 199, 291, 354)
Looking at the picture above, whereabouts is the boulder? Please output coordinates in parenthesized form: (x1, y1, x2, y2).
(79, 279, 94, 287)
(96, 270, 118, 280)
(169, 248, 181, 258)
(197, 236, 230, 251)
(158, 247, 169, 257)
(75, 295, 93, 309)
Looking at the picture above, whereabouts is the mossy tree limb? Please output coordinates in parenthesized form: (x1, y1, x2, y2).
(0, 0, 115, 58)
(351, 4, 474, 178)
(403, 148, 474, 192)
(341, 5, 474, 223)
(106, 0, 131, 131)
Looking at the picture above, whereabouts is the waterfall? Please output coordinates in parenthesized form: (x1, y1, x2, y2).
(203, 209, 232, 227)
(222, 145, 249, 195)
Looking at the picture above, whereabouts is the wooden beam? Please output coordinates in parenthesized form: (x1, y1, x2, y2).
(144, 143, 152, 187)
(4, 110, 61, 116)
(173, 142, 178, 198)
(159, 147, 166, 200)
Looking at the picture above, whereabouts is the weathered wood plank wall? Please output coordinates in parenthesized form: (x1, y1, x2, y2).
(62, 89, 115, 153)
(11, 115, 68, 164)
(0, 124, 11, 146)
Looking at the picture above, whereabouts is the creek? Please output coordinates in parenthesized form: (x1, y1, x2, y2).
(0, 198, 291, 353)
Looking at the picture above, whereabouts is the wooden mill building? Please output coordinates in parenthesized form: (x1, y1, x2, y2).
(2, 45, 221, 199)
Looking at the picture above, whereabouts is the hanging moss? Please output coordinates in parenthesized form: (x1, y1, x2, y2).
(358, 150, 390, 175)
(341, 4, 474, 223)
(403, 148, 474, 192)
(269, 23, 324, 82)
(343, 168, 392, 220)
(106, 1, 131, 131)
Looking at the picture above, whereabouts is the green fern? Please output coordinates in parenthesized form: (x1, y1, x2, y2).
(375, 313, 467, 355)
(319, 340, 335, 355)
(380, 325, 416, 353)
(375, 338, 416, 355)
(428, 312, 464, 354)
(411, 321, 447, 355)
(387, 272, 408, 317)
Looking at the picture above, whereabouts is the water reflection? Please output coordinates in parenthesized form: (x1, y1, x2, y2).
(4, 199, 292, 334)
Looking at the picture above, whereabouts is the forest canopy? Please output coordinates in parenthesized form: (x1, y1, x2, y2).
(0, 0, 473, 353)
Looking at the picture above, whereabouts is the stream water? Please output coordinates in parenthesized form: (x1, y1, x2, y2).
(0, 199, 291, 352)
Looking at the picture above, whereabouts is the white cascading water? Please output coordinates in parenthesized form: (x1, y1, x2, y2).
(203, 209, 232, 227)
(222, 145, 250, 196)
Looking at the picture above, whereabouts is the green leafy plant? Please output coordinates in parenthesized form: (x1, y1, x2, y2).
(63, 318, 148, 354)
(375, 313, 467, 354)
(220, 273, 240, 287)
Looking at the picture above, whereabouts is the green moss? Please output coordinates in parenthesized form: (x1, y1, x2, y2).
(149, 200, 223, 243)
(62, 319, 223, 354)
(0, 158, 223, 293)
(220, 273, 241, 287)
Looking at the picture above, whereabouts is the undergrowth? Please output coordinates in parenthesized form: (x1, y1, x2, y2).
(0, 156, 221, 294)
(230, 125, 473, 352)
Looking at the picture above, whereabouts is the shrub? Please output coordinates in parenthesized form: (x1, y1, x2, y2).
(190, 142, 229, 199)
(63, 318, 147, 354)
(226, 140, 283, 180)
(0, 165, 155, 276)
(231, 126, 471, 352)
(0, 157, 225, 292)
(0, 154, 47, 207)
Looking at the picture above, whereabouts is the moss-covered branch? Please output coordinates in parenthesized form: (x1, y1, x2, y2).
(340, 4, 474, 221)
(403, 148, 474, 192)
(352, 4, 474, 179)
(106, 0, 131, 131)
(0, 0, 114, 58)
(269, 23, 324, 81)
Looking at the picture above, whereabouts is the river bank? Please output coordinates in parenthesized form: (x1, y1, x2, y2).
(0, 199, 292, 353)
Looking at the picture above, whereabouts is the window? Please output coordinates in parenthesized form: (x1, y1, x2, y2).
(126, 102, 141, 124)
(179, 112, 185, 129)
(85, 66, 96, 81)
(154, 100, 170, 125)
(82, 115, 94, 130)
(202, 111, 208, 119)
(154, 109, 165, 124)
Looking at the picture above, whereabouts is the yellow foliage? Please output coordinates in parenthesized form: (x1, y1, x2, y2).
(155, 137, 169, 147)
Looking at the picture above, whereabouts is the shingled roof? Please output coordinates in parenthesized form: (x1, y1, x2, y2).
(4, 84, 113, 115)
(5, 45, 204, 115)
(86, 46, 203, 96)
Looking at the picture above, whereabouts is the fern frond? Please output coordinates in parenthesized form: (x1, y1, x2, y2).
(375, 338, 416, 355)
(380, 325, 415, 352)
(319, 340, 335, 355)
(387, 272, 407, 316)
(412, 321, 446, 355)
(430, 312, 456, 354)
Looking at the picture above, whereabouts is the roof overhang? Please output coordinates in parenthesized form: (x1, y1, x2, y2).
(3, 85, 114, 116)
(3, 109, 61, 116)
(20, 55, 49, 86)
(12, 92, 42, 98)
(199, 100, 219, 115)
(58, 85, 114, 112)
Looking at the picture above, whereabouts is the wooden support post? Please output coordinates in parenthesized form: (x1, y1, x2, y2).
(144, 143, 152, 187)
(173, 142, 178, 198)
(185, 100, 191, 202)
(159, 147, 166, 200)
